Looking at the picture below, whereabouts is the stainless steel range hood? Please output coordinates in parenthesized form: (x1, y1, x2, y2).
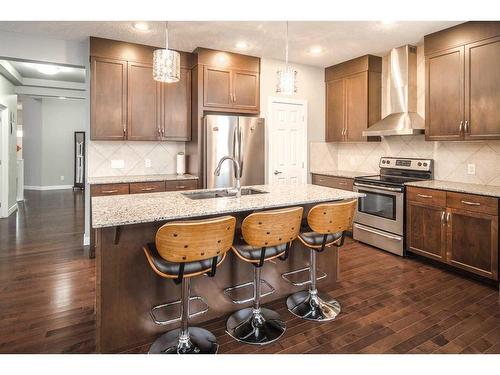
(363, 45, 424, 137)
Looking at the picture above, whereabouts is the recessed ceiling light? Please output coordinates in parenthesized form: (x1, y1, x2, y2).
(235, 41, 248, 50)
(133, 22, 150, 31)
(309, 46, 323, 55)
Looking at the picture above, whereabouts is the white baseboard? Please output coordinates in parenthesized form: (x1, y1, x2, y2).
(8, 203, 18, 216)
(25, 185, 73, 191)
(83, 233, 90, 246)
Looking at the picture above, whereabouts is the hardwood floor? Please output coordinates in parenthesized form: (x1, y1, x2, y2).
(0, 190, 498, 354)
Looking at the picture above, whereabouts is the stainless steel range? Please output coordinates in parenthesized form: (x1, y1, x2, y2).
(353, 157, 433, 256)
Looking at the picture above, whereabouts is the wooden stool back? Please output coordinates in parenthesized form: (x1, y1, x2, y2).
(307, 200, 357, 234)
(242, 207, 303, 248)
(155, 216, 236, 263)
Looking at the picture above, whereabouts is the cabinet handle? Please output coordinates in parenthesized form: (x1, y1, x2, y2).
(141, 187, 155, 192)
(233, 93, 236, 103)
(464, 120, 469, 133)
(102, 190, 118, 194)
(417, 193, 433, 199)
(461, 200, 480, 206)
(177, 185, 186, 189)
(158, 125, 161, 136)
(441, 211, 446, 224)
(458, 120, 464, 133)
(338, 182, 347, 185)
(446, 212, 451, 222)
(123, 126, 127, 138)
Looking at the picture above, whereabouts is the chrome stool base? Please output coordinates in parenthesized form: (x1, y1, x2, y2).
(149, 327, 218, 354)
(286, 290, 341, 321)
(226, 307, 286, 345)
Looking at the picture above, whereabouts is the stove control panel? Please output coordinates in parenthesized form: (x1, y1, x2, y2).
(380, 157, 433, 172)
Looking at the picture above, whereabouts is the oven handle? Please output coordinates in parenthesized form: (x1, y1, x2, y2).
(353, 182, 403, 193)
(354, 223, 403, 241)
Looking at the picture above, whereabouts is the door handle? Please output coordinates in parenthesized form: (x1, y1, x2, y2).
(274, 170, 283, 175)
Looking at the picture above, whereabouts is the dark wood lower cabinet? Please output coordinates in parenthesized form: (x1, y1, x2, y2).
(406, 187, 499, 282)
(407, 201, 446, 262)
(447, 208, 498, 280)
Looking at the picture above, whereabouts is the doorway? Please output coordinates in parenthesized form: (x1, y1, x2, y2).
(0, 104, 7, 217)
(267, 97, 308, 185)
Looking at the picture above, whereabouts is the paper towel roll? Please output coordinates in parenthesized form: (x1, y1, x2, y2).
(176, 152, 186, 175)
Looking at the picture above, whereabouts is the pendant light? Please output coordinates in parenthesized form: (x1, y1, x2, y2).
(153, 21, 180, 83)
(276, 21, 297, 95)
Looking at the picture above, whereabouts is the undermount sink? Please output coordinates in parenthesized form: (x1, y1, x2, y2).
(182, 188, 268, 200)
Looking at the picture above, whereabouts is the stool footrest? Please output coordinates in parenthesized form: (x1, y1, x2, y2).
(150, 296, 209, 326)
(281, 267, 327, 286)
(223, 279, 275, 304)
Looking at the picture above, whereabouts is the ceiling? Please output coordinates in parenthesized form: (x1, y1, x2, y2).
(0, 21, 462, 67)
(8, 60, 85, 82)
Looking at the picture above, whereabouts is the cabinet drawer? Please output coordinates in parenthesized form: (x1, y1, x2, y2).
(312, 174, 353, 191)
(407, 187, 446, 207)
(165, 179, 199, 191)
(447, 192, 498, 215)
(91, 183, 129, 197)
(129, 181, 165, 194)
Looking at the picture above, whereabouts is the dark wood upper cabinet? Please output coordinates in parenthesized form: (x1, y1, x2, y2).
(203, 66, 232, 108)
(325, 79, 345, 142)
(424, 22, 500, 141)
(90, 37, 195, 141)
(91, 57, 127, 140)
(127, 62, 160, 141)
(425, 47, 464, 141)
(324, 55, 381, 143)
(465, 35, 500, 140)
(162, 67, 192, 141)
(197, 48, 260, 114)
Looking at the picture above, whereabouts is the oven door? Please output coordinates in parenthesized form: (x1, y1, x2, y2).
(353, 182, 404, 235)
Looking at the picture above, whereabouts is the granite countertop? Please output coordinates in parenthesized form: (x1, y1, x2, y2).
(88, 174, 198, 185)
(405, 180, 500, 198)
(92, 184, 364, 228)
(310, 170, 369, 179)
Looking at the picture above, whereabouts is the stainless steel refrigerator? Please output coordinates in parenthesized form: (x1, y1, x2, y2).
(204, 115, 265, 189)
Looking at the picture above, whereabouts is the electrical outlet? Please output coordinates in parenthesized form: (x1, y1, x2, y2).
(145, 159, 151, 168)
(467, 163, 476, 175)
(111, 160, 125, 169)
(60, 176, 64, 181)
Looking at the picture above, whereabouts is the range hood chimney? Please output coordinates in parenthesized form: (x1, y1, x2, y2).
(362, 45, 424, 137)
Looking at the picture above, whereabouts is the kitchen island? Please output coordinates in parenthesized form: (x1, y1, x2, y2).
(92, 184, 362, 353)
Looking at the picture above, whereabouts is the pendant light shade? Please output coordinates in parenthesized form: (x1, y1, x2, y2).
(276, 21, 297, 95)
(153, 22, 180, 83)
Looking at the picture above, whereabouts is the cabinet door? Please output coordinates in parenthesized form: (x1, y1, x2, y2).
(91, 57, 127, 140)
(465, 35, 500, 140)
(127, 62, 160, 141)
(407, 201, 447, 262)
(162, 67, 191, 141)
(447, 208, 498, 280)
(325, 79, 345, 142)
(345, 72, 368, 142)
(203, 66, 232, 108)
(232, 70, 259, 111)
(425, 47, 465, 141)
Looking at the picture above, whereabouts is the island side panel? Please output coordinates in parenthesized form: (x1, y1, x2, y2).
(95, 213, 340, 353)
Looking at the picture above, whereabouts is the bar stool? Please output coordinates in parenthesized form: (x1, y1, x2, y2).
(284, 200, 356, 321)
(226, 206, 303, 345)
(143, 216, 236, 354)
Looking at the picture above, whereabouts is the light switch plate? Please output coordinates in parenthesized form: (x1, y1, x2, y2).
(111, 160, 125, 169)
(467, 163, 476, 175)
(145, 159, 151, 168)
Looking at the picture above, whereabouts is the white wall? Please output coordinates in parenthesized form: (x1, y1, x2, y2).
(22, 97, 86, 188)
(0, 74, 18, 213)
(260, 58, 325, 181)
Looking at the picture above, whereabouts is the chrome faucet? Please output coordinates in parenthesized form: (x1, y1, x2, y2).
(214, 156, 242, 198)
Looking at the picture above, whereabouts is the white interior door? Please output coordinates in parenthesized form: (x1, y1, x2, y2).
(268, 99, 307, 185)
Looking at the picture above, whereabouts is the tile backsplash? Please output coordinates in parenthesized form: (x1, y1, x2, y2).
(310, 137, 500, 186)
(88, 141, 185, 177)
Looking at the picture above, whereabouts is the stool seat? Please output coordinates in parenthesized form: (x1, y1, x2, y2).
(232, 237, 287, 262)
(299, 229, 342, 247)
(144, 243, 225, 278)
